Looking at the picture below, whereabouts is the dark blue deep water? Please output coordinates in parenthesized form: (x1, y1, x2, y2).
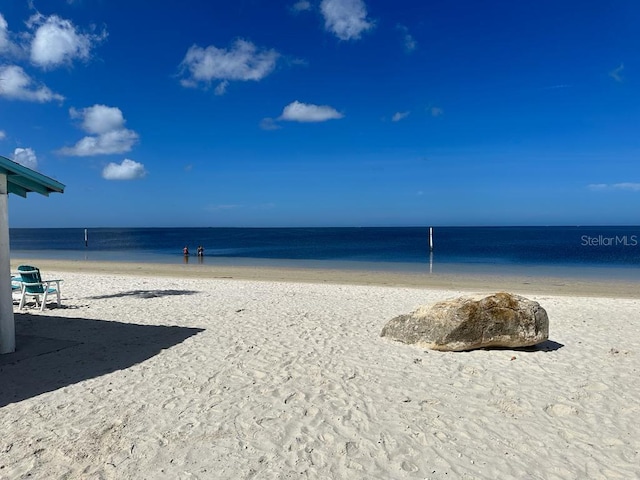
(9, 226, 640, 279)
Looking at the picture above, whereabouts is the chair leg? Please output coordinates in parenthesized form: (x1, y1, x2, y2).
(41, 292, 48, 311)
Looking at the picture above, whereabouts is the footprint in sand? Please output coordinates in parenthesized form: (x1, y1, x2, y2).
(584, 382, 608, 392)
(401, 460, 419, 472)
(318, 433, 335, 444)
(544, 403, 578, 416)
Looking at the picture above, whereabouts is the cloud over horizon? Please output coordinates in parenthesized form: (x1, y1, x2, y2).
(588, 182, 640, 191)
(179, 39, 280, 93)
(59, 104, 139, 156)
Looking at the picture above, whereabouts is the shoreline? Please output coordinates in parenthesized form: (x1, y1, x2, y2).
(11, 257, 640, 298)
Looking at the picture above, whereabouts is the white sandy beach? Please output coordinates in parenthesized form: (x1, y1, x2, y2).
(1, 263, 639, 479)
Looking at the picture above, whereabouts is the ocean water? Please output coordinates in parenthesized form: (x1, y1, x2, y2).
(8, 226, 640, 280)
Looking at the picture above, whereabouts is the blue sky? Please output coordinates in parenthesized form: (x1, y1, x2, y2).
(1, 0, 638, 227)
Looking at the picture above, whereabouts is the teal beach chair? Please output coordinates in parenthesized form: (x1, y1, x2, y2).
(17, 265, 63, 311)
(10, 275, 22, 303)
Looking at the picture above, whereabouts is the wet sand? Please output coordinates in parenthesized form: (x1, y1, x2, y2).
(11, 257, 640, 298)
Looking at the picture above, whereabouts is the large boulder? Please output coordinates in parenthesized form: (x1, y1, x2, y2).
(381, 292, 549, 351)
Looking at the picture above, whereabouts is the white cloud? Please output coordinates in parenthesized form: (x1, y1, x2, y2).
(70, 104, 125, 135)
(320, 0, 373, 40)
(13, 147, 37, 170)
(543, 84, 570, 90)
(392, 111, 410, 122)
(27, 13, 106, 69)
(257, 202, 276, 210)
(0, 14, 9, 52)
(613, 183, 640, 191)
(102, 158, 147, 180)
(279, 100, 343, 122)
(206, 204, 241, 212)
(60, 104, 139, 156)
(179, 39, 279, 93)
(609, 63, 624, 83)
(260, 117, 281, 130)
(0, 13, 21, 57)
(61, 129, 139, 156)
(0, 65, 64, 102)
(397, 24, 416, 53)
(291, 1, 312, 12)
(588, 183, 640, 191)
(214, 80, 229, 96)
(430, 106, 444, 117)
(0, 130, 6, 140)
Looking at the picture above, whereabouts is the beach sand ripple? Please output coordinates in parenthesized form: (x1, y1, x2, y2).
(1, 270, 639, 479)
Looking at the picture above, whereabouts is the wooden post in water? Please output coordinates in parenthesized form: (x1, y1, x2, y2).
(428, 227, 434, 273)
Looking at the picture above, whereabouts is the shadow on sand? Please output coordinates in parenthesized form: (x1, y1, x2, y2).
(474, 339, 565, 353)
(516, 339, 564, 352)
(87, 289, 199, 300)
(0, 312, 204, 408)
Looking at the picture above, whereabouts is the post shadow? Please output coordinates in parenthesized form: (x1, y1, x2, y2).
(0, 312, 204, 407)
